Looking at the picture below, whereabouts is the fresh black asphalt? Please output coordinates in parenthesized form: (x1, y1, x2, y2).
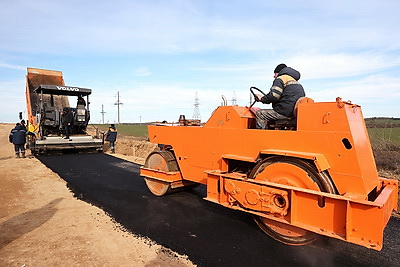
(38, 153, 400, 267)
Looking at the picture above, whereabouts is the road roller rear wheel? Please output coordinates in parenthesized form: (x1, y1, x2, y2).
(144, 150, 179, 196)
(249, 156, 336, 245)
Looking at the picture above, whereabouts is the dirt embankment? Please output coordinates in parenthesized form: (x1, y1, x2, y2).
(87, 125, 157, 165)
(103, 136, 158, 165)
(0, 123, 194, 266)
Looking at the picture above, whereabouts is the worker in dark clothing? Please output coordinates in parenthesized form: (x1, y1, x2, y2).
(62, 108, 74, 139)
(252, 63, 305, 129)
(105, 124, 118, 153)
(20, 119, 35, 149)
(9, 123, 27, 158)
(77, 95, 86, 106)
(20, 119, 27, 130)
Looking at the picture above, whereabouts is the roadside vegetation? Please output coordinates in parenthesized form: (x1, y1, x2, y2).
(366, 118, 400, 179)
(93, 124, 148, 138)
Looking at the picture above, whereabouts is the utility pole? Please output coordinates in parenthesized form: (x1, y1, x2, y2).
(114, 91, 123, 124)
(250, 93, 253, 106)
(231, 91, 237, 105)
(100, 104, 106, 124)
(193, 92, 201, 120)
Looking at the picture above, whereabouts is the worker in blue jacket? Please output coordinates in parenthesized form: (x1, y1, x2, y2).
(9, 122, 27, 158)
(105, 124, 118, 153)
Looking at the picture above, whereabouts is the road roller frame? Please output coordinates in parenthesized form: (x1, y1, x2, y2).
(140, 97, 398, 250)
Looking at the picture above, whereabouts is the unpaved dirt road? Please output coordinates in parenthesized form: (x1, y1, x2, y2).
(0, 123, 194, 266)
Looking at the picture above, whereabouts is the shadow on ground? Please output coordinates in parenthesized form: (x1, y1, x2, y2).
(0, 198, 63, 250)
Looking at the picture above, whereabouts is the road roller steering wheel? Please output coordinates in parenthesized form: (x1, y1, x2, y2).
(249, 86, 267, 108)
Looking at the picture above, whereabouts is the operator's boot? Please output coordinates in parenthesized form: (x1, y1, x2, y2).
(111, 148, 115, 154)
(15, 152, 20, 158)
(21, 152, 26, 158)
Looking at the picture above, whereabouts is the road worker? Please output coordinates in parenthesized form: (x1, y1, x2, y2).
(105, 124, 118, 153)
(61, 107, 74, 139)
(252, 63, 305, 129)
(9, 122, 27, 158)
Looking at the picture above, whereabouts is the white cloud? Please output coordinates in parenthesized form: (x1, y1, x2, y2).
(290, 53, 400, 80)
(0, 62, 25, 70)
(1, 1, 400, 55)
(308, 74, 400, 101)
(1, 0, 400, 122)
(0, 79, 26, 122)
(132, 67, 151, 77)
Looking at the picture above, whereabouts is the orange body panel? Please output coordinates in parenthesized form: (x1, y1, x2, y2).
(148, 100, 377, 198)
(141, 98, 398, 250)
(204, 171, 397, 250)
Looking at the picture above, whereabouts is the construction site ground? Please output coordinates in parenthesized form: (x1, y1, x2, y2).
(1, 123, 399, 266)
(0, 123, 194, 266)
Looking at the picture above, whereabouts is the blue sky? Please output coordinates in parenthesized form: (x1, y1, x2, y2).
(1, 0, 399, 123)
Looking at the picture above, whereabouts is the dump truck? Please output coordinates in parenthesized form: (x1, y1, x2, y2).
(25, 67, 103, 154)
(140, 88, 398, 251)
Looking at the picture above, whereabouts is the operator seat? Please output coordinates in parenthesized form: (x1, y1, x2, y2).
(268, 97, 314, 130)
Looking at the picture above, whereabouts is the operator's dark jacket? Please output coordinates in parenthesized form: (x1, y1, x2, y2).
(9, 124, 27, 145)
(105, 126, 117, 142)
(62, 109, 74, 126)
(261, 67, 305, 117)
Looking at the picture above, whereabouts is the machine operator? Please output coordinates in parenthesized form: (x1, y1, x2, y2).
(251, 63, 305, 129)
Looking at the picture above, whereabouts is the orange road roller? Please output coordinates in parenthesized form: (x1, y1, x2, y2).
(140, 90, 398, 251)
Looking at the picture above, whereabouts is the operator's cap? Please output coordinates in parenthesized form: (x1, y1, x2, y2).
(274, 63, 287, 74)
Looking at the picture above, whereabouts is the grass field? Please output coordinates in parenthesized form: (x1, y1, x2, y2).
(365, 117, 400, 126)
(93, 124, 149, 138)
(368, 127, 400, 145)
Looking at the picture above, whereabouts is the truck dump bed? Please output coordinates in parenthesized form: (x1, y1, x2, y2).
(26, 68, 69, 127)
